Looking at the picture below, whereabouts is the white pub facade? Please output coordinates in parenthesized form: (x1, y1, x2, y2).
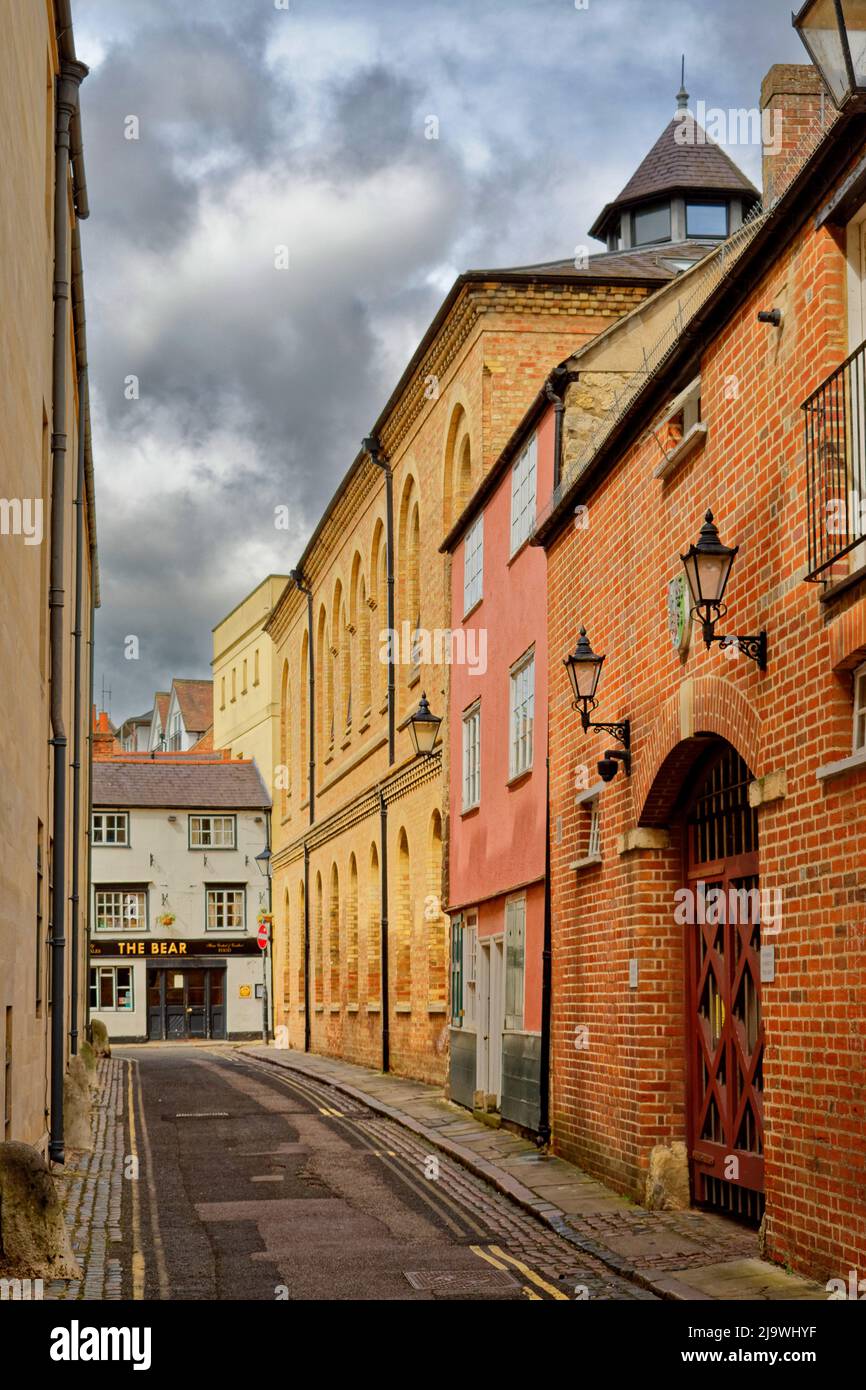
(89, 757, 272, 1042)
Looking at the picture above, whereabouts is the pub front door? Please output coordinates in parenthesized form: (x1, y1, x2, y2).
(685, 744, 765, 1224)
(147, 966, 227, 1041)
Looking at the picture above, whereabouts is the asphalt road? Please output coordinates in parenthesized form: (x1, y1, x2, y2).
(118, 1044, 650, 1302)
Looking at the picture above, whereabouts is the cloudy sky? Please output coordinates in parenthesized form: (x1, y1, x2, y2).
(72, 0, 805, 722)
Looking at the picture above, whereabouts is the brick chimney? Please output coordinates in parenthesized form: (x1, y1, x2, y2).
(761, 64, 829, 207)
(92, 707, 121, 760)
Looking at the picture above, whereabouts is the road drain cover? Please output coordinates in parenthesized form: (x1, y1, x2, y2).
(404, 1269, 519, 1293)
(174, 1111, 230, 1118)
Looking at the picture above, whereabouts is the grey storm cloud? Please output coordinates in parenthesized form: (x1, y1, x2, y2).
(74, 0, 806, 722)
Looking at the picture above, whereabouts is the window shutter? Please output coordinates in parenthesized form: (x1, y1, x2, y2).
(450, 916, 463, 1026)
(505, 899, 525, 1031)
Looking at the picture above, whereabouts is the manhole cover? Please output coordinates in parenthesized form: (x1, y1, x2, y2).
(403, 1269, 519, 1293)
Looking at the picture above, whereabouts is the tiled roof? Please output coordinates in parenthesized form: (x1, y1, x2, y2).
(93, 758, 271, 809)
(504, 241, 718, 284)
(590, 113, 760, 241)
(172, 679, 213, 734)
(190, 725, 214, 753)
(153, 692, 170, 728)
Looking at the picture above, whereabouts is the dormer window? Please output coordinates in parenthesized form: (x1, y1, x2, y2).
(633, 201, 671, 246)
(686, 201, 729, 239)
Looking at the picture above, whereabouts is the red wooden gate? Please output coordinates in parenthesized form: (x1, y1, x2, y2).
(685, 746, 764, 1223)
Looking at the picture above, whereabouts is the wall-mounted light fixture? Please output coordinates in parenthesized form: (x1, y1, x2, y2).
(793, 0, 866, 110)
(399, 692, 442, 759)
(563, 628, 631, 777)
(679, 511, 767, 669)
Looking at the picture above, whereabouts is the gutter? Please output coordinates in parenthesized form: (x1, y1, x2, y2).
(48, 54, 88, 1165)
(537, 748, 553, 1147)
(69, 365, 86, 1055)
(378, 789, 390, 1074)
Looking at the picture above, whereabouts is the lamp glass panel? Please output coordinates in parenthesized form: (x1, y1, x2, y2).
(682, 552, 702, 608)
(570, 656, 602, 701)
(798, 0, 853, 104)
(414, 719, 439, 755)
(695, 550, 732, 605)
(843, 1, 866, 86)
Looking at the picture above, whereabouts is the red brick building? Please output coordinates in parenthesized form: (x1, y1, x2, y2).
(534, 63, 866, 1279)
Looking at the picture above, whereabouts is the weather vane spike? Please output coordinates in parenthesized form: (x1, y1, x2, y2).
(677, 54, 689, 112)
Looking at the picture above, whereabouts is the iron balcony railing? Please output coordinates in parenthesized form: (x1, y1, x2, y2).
(804, 338, 866, 583)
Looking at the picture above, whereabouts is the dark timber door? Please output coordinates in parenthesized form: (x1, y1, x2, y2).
(685, 746, 764, 1223)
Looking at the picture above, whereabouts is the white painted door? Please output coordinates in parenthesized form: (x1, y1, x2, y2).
(477, 938, 504, 1105)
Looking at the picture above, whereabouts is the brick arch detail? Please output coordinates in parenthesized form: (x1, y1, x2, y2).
(636, 677, 763, 828)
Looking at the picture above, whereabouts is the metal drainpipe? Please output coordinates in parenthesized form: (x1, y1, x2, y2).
(545, 365, 569, 492)
(48, 58, 88, 1166)
(84, 589, 95, 1042)
(303, 844, 311, 1053)
(69, 366, 86, 1055)
(537, 749, 553, 1148)
(363, 438, 395, 766)
(378, 789, 390, 1073)
(290, 570, 315, 1053)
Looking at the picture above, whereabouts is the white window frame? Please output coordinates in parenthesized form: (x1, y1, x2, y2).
(504, 896, 525, 1032)
(463, 912, 478, 1030)
(509, 649, 535, 779)
(189, 814, 236, 849)
(206, 886, 246, 931)
(89, 965, 134, 1012)
(587, 797, 602, 860)
(463, 513, 484, 615)
(855, 661, 866, 752)
(462, 702, 481, 811)
(94, 888, 147, 932)
(92, 811, 129, 846)
(510, 435, 537, 555)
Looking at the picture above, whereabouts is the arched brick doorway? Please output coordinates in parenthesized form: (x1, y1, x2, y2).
(682, 741, 764, 1225)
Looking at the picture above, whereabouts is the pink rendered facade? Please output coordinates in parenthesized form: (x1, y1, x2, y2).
(445, 404, 555, 1132)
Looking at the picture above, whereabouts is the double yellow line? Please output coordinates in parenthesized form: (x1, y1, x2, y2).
(471, 1243, 569, 1301)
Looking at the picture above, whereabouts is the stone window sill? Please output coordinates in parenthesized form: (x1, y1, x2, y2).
(570, 854, 602, 872)
(329, 1004, 340, 1014)
(816, 747, 866, 784)
(366, 1003, 381, 1014)
(346, 1003, 359, 1014)
(394, 1004, 411, 1015)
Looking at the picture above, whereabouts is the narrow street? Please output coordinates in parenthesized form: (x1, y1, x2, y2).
(100, 1048, 653, 1303)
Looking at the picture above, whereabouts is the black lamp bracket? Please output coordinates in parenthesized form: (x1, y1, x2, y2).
(574, 707, 631, 750)
(704, 628, 767, 670)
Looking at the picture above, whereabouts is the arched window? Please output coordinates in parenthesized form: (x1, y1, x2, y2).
(398, 478, 421, 674)
(426, 810, 446, 1008)
(368, 843, 380, 1006)
(282, 888, 291, 1010)
(279, 660, 291, 819)
(297, 879, 306, 1004)
(299, 631, 309, 798)
(350, 552, 369, 724)
(395, 827, 411, 1007)
(347, 853, 358, 1006)
(329, 862, 341, 1005)
(443, 403, 473, 530)
(370, 520, 387, 711)
(316, 605, 329, 762)
(314, 871, 323, 1006)
(253, 648, 260, 687)
(331, 580, 344, 745)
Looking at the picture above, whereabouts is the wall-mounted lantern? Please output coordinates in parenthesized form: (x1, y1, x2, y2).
(400, 692, 442, 758)
(793, 0, 866, 110)
(563, 628, 630, 779)
(679, 511, 767, 669)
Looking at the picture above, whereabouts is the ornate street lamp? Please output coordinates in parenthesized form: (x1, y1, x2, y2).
(255, 845, 272, 878)
(793, 0, 866, 109)
(563, 628, 630, 778)
(400, 691, 442, 758)
(679, 511, 767, 668)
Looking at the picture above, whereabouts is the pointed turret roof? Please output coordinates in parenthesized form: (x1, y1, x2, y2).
(589, 109, 760, 243)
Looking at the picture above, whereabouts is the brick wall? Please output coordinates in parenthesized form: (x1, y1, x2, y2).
(545, 177, 866, 1280)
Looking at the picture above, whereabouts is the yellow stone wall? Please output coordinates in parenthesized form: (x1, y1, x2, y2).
(268, 278, 650, 1084)
(0, 0, 95, 1151)
(212, 574, 290, 793)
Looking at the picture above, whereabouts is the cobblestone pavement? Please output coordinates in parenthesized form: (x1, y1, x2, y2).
(239, 1044, 828, 1302)
(45, 1058, 130, 1301)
